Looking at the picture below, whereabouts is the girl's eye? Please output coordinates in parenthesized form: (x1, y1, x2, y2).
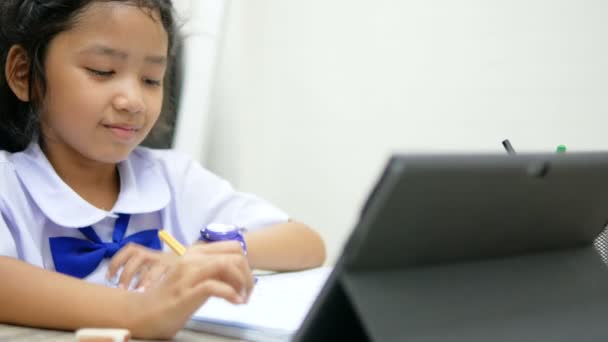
(86, 68, 114, 77)
(144, 78, 162, 87)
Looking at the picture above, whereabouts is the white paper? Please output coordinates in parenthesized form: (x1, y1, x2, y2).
(189, 267, 332, 333)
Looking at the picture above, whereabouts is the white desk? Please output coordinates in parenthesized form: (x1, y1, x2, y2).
(0, 323, 242, 341)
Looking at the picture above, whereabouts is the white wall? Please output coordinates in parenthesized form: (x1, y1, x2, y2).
(199, 0, 608, 263)
(172, 0, 226, 161)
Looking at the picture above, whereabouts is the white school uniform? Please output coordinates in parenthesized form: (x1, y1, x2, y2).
(0, 143, 288, 285)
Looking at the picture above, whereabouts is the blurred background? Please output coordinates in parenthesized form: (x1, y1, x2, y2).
(155, 0, 608, 263)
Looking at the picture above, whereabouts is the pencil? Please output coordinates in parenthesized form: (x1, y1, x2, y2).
(158, 230, 187, 256)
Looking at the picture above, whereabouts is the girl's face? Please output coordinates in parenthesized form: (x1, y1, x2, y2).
(41, 2, 169, 163)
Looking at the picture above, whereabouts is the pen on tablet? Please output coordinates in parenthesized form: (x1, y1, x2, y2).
(502, 139, 516, 155)
(158, 230, 186, 256)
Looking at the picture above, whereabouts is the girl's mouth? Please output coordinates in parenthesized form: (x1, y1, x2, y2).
(104, 124, 139, 141)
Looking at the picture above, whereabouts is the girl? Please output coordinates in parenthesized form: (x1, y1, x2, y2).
(0, 0, 326, 339)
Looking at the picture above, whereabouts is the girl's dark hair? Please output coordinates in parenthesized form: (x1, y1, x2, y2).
(0, 0, 177, 152)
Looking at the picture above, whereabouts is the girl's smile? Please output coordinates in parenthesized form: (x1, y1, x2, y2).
(102, 123, 142, 142)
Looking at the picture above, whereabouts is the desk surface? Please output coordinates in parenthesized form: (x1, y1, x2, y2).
(0, 323, 242, 341)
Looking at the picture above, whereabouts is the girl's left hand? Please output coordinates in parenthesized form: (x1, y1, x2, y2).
(107, 243, 179, 291)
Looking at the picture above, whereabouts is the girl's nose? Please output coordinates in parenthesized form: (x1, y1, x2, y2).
(112, 82, 146, 114)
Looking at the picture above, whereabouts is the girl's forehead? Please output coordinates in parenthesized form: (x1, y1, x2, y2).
(76, 1, 163, 25)
(65, 2, 168, 52)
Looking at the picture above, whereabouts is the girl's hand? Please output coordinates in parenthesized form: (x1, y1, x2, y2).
(126, 245, 254, 339)
(107, 243, 178, 290)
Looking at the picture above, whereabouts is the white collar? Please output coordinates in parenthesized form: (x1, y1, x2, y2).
(10, 144, 170, 228)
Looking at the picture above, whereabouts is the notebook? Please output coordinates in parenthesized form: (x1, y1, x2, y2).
(186, 266, 332, 341)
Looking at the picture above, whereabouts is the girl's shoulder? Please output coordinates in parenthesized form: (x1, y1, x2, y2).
(0, 149, 12, 164)
(0, 150, 20, 210)
(0, 150, 17, 180)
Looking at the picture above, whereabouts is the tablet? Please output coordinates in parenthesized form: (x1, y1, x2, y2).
(295, 152, 608, 341)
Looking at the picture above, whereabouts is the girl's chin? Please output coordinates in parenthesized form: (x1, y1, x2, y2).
(92, 146, 137, 164)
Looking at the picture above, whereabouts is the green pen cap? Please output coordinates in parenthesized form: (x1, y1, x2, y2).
(556, 145, 567, 153)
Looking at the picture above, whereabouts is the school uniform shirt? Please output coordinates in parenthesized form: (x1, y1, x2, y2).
(0, 143, 289, 285)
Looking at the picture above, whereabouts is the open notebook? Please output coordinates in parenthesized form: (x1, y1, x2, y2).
(186, 267, 332, 341)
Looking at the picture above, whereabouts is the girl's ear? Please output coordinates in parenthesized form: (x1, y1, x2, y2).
(5, 45, 31, 102)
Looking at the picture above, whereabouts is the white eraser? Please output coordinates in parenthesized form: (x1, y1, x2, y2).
(75, 328, 131, 342)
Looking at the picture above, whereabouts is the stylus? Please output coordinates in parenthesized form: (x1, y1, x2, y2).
(502, 139, 516, 155)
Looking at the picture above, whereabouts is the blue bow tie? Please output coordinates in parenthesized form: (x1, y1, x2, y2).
(49, 213, 161, 279)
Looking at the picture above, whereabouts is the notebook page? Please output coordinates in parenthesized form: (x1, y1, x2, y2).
(190, 267, 332, 332)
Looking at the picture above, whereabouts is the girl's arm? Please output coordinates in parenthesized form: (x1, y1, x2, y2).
(106, 221, 326, 289)
(245, 221, 326, 270)
(192, 221, 326, 271)
(0, 245, 254, 340)
(0, 256, 133, 331)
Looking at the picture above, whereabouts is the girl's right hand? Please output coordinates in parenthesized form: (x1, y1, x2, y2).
(125, 245, 254, 340)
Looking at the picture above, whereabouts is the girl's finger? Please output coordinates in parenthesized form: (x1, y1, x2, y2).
(137, 264, 168, 290)
(118, 255, 146, 289)
(190, 279, 244, 305)
(133, 262, 153, 290)
(190, 255, 251, 299)
(107, 244, 137, 279)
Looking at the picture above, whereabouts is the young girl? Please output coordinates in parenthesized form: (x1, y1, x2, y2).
(0, 0, 325, 339)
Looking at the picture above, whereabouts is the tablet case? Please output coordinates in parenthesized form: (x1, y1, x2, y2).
(295, 153, 608, 341)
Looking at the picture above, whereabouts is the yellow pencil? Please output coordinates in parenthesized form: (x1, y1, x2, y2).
(158, 230, 187, 256)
